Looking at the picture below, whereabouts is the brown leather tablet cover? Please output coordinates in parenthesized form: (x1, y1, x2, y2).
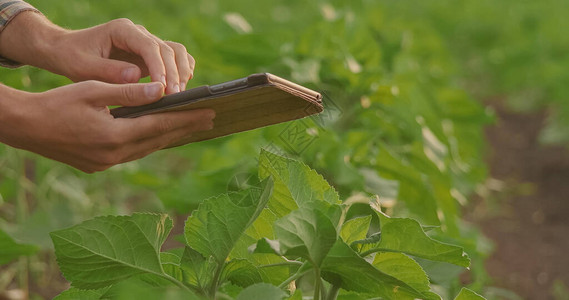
(110, 73, 323, 147)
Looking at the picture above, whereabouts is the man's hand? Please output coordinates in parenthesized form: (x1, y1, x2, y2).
(0, 12, 193, 94)
(0, 81, 215, 173)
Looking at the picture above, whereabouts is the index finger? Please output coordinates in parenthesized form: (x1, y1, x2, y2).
(108, 19, 167, 86)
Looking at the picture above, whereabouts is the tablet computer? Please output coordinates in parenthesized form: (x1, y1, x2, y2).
(110, 73, 323, 146)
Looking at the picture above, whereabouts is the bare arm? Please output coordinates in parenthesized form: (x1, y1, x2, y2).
(0, 10, 193, 94)
(0, 81, 215, 173)
(0, 2, 214, 172)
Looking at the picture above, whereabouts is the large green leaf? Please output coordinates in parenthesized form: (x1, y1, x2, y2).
(50, 213, 173, 289)
(53, 287, 109, 300)
(179, 246, 216, 290)
(184, 179, 273, 263)
(258, 149, 340, 218)
(273, 207, 337, 267)
(373, 212, 470, 267)
(340, 216, 372, 246)
(0, 229, 38, 265)
(373, 252, 441, 300)
(222, 259, 263, 287)
(321, 240, 424, 299)
(235, 283, 287, 300)
(454, 287, 486, 300)
(105, 276, 203, 300)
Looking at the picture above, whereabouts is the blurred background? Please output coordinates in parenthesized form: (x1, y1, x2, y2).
(1, 0, 568, 299)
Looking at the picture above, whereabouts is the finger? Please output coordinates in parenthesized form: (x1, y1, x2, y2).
(134, 25, 179, 93)
(108, 19, 166, 85)
(79, 81, 164, 107)
(188, 53, 196, 81)
(165, 41, 191, 91)
(114, 108, 215, 143)
(121, 118, 214, 163)
(157, 41, 180, 94)
(80, 56, 142, 84)
(134, 26, 180, 94)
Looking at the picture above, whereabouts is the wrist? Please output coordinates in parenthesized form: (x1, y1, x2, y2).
(0, 84, 33, 149)
(0, 11, 66, 71)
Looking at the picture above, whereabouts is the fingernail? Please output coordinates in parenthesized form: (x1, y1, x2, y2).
(180, 82, 186, 91)
(160, 75, 167, 86)
(173, 84, 180, 93)
(144, 82, 163, 99)
(122, 67, 138, 83)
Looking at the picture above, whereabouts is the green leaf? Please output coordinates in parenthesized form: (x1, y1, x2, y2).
(235, 283, 287, 300)
(273, 207, 337, 267)
(105, 276, 203, 300)
(54, 287, 109, 300)
(258, 149, 340, 218)
(340, 216, 371, 246)
(184, 179, 273, 263)
(454, 288, 486, 300)
(0, 229, 37, 265)
(161, 252, 184, 283)
(321, 240, 424, 299)
(50, 213, 173, 289)
(248, 237, 282, 255)
(374, 212, 470, 267)
(179, 246, 216, 290)
(373, 253, 441, 300)
(222, 259, 263, 287)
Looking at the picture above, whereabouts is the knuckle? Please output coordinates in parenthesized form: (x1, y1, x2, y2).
(146, 39, 161, 51)
(120, 86, 137, 106)
(97, 151, 121, 166)
(169, 42, 187, 53)
(160, 43, 175, 55)
(157, 118, 175, 134)
(82, 80, 103, 88)
(136, 24, 147, 31)
(93, 164, 113, 173)
(111, 18, 134, 27)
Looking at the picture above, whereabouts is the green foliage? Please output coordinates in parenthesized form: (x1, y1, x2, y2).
(454, 288, 486, 300)
(50, 151, 484, 299)
(0, 0, 502, 298)
(0, 229, 37, 264)
(50, 213, 174, 289)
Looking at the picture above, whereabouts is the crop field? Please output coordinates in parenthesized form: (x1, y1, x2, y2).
(1, 0, 568, 299)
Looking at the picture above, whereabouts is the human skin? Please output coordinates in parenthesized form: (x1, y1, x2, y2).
(0, 11, 215, 173)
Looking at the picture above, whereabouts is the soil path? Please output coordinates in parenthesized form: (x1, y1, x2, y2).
(474, 101, 569, 299)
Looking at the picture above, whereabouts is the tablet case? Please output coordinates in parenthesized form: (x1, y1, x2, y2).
(111, 73, 323, 147)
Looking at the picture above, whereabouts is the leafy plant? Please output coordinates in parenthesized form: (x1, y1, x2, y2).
(0, 229, 37, 265)
(51, 151, 484, 299)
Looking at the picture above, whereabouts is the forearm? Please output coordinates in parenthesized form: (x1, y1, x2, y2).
(0, 9, 66, 71)
(0, 83, 30, 149)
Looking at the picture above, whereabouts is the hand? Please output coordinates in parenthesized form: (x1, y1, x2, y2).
(0, 12, 193, 94)
(0, 81, 215, 173)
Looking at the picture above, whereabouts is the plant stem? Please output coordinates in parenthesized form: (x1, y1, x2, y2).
(162, 273, 195, 294)
(208, 262, 225, 297)
(320, 278, 328, 300)
(326, 284, 340, 300)
(359, 248, 396, 258)
(16, 153, 29, 298)
(313, 266, 321, 300)
(278, 267, 311, 290)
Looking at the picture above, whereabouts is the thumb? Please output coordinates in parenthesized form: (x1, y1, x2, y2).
(84, 56, 142, 84)
(84, 81, 164, 107)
